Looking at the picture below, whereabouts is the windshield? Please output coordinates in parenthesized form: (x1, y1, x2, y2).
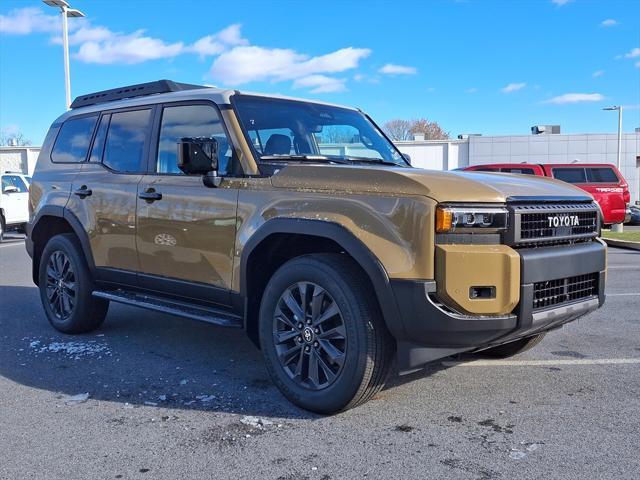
(233, 95, 407, 167)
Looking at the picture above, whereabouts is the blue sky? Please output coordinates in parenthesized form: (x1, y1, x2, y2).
(1, 0, 639, 145)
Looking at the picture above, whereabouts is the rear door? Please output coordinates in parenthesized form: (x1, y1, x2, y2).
(67, 107, 153, 280)
(135, 102, 240, 305)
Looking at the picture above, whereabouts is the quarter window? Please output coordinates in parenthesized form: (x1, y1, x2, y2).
(51, 115, 98, 163)
(102, 109, 151, 173)
(157, 104, 236, 175)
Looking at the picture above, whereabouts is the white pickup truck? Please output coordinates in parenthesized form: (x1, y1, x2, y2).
(0, 172, 30, 241)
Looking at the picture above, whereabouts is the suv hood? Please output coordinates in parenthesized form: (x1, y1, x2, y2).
(270, 164, 592, 203)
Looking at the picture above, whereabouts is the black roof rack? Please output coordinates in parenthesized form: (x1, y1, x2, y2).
(70, 79, 207, 109)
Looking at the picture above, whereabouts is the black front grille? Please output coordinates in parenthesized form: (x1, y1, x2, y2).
(512, 203, 599, 244)
(533, 273, 598, 310)
(521, 211, 598, 240)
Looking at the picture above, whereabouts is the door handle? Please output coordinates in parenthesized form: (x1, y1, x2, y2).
(138, 189, 162, 202)
(73, 186, 92, 198)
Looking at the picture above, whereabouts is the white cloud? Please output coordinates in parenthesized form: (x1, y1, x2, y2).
(600, 19, 618, 27)
(378, 64, 417, 75)
(543, 93, 605, 105)
(551, 0, 572, 6)
(209, 46, 370, 85)
(465, 87, 478, 93)
(625, 47, 640, 59)
(75, 30, 184, 64)
(189, 24, 248, 58)
(501, 82, 526, 93)
(293, 75, 346, 93)
(0, 7, 59, 35)
(592, 70, 605, 77)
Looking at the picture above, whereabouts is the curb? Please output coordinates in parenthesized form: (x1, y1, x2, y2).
(602, 238, 640, 251)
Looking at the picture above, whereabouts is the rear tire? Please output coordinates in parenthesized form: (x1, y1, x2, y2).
(0, 215, 4, 243)
(259, 253, 394, 414)
(477, 333, 546, 358)
(38, 233, 109, 333)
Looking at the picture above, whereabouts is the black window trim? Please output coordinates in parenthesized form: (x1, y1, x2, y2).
(85, 104, 157, 175)
(147, 99, 245, 177)
(49, 112, 100, 164)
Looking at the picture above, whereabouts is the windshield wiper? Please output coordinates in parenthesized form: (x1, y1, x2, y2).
(260, 155, 350, 164)
(342, 156, 404, 166)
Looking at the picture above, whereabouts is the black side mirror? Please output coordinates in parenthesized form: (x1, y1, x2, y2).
(177, 137, 218, 175)
(402, 153, 411, 164)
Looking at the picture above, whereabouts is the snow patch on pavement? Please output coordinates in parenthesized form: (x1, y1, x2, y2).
(25, 337, 111, 360)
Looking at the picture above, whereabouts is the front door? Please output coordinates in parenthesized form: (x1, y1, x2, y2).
(1, 174, 29, 224)
(136, 103, 239, 305)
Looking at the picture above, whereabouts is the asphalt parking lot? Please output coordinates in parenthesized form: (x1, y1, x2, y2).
(1, 234, 639, 480)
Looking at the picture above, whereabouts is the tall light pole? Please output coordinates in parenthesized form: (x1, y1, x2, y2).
(43, 0, 85, 110)
(603, 105, 624, 231)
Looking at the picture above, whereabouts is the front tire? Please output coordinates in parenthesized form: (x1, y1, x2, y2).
(477, 333, 546, 358)
(38, 233, 109, 333)
(259, 254, 393, 414)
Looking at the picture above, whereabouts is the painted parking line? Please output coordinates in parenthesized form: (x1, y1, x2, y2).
(606, 293, 640, 297)
(442, 358, 640, 367)
(607, 266, 640, 270)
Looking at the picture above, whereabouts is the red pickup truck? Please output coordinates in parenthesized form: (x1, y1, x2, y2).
(463, 163, 631, 225)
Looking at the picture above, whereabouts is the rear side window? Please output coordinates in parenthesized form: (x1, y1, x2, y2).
(89, 114, 110, 163)
(474, 167, 499, 172)
(51, 115, 98, 163)
(552, 168, 586, 184)
(502, 168, 535, 175)
(103, 109, 151, 173)
(585, 167, 619, 183)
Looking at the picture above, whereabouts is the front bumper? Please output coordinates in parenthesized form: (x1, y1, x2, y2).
(392, 241, 606, 372)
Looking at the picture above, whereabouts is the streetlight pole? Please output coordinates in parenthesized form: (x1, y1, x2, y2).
(603, 105, 624, 232)
(43, 1, 85, 110)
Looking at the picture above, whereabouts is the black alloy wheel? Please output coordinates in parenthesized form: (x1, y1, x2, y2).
(273, 282, 346, 390)
(45, 250, 77, 320)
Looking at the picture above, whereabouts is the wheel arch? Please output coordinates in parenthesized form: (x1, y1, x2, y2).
(240, 218, 405, 346)
(29, 206, 94, 285)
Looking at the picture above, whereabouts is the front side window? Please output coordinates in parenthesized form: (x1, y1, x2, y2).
(233, 95, 406, 166)
(103, 109, 151, 173)
(552, 167, 586, 184)
(51, 115, 98, 163)
(2, 175, 28, 193)
(157, 104, 236, 175)
(585, 167, 619, 183)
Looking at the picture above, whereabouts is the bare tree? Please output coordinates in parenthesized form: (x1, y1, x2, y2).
(0, 128, 32, 146)
(383, 119, 413, 141)
(383, 118, 449, 141)
(410, 118, 450, 140)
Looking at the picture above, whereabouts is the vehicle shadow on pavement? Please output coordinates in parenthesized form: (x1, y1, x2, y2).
(0, 284, 316, 420)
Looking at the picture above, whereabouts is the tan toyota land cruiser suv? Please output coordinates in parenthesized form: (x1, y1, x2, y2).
(27, 80, 606, 413)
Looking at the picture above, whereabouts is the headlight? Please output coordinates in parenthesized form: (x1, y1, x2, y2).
(436, 206, 508, 233)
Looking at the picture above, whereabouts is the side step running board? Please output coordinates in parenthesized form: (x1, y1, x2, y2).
(92, 290, 243, 328)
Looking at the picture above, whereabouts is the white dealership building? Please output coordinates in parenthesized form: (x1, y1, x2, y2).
(2, 129, 639, 203)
